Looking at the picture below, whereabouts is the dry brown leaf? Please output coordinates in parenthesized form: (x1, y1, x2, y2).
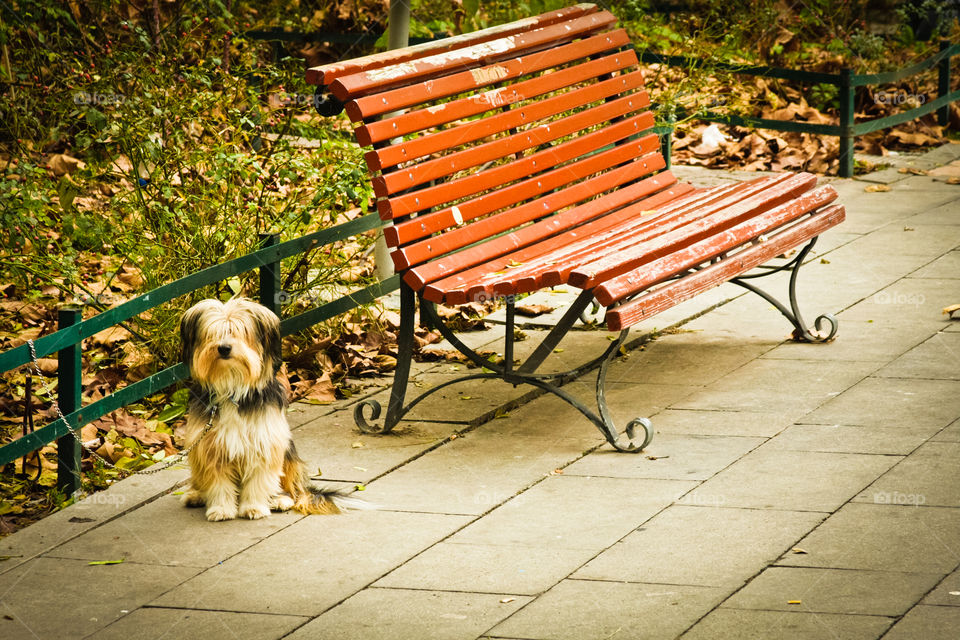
(515, 304, 555, 317)
(943, 304, 960, 318)
(89, 326, 133, 348)
(864, 184, 891, 193)
(47, 153, 86, 176)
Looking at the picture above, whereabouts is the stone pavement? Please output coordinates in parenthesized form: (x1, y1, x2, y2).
(3, 144, 960, 639)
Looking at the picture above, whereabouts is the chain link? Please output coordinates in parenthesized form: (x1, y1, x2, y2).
(26, 339, 215, 477)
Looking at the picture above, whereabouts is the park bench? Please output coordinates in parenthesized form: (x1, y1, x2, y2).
(306, 3, 844, 452)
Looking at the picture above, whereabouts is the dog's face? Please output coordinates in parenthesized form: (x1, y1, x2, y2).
(180, 297, 282, 398)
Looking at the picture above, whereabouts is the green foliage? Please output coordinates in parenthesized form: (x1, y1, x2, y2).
(0, 0, 376, 366)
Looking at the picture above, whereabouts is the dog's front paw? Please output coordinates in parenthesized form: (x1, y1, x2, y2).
(238, 503, 270, 520)
(206, 504, 238, 521)
(181, 489, 205, 508)
(270, 493, 295, 512)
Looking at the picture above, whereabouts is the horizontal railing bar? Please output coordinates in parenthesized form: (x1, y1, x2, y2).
(636, 49, 841, 84)
(0, 364, 188, 467)
(280, 274, 401, 336)
(0, 212, 382, 373)
(851, 88, 960, 135)
(852, 43, 960, 87)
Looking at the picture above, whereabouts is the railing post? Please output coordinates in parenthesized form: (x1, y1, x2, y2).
(838, 68, 854, 178)
(258, 233, 282, 317)
(660, 113, 675, 170)
(939, 39, 951, 127)
(57, 306, 82, 496)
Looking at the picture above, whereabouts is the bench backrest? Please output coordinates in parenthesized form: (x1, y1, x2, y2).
(307, 4, 673, 288)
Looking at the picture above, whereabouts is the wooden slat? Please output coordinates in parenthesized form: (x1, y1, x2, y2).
(424, 174, 692, 304)
(536, 175, 784, 289)
(331, 11, 619, 102)
(395, 151, 666, 272)
(345, 29, 631, 122)
(406, 160, 670, 295)
(385, 132, 661, 248)
(355, 50, 637, 147)
(368, 69, 647, 171)
(566, 173, 818, 289)
(491, 180, 753, 297)
(605, 205, 846, 331)
(378, 111, 655, 219)
(306, 4, 600, 87)
(466, 183, 705, 303)
(374, 90, 651, 197)
(594, 185, 839, 306)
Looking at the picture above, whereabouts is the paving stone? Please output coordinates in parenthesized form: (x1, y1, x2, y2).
(574, 506, 824, 587)
(762, 319, 937, 363)
(799, 377, 960, 434)
(564, 433, 764, 481)
(875, 332, 960, 380)
(776, 503, 960, 573)
(374, 541, 599, 595)
(152, 510, 472, 616)
(0, 557, 199, 640)
(882, 605, 960, 640)
(839, 176, 960, 234)
(721, 566, 941, 616)
(903, 198, 960, 226)
(912, 251, 960, 279)
(676, 291, 805, 344)
(683, 445, 900, 511)
(674, 359, 878, 420)
(488, 579, 728, 640)
(679, 608, 893, 640)
(933, 418, 960, 442)
(286, 588, 531, 640)
(853, 441, 960, 508)
(290, 410, 465, 484)
(0, 465, 188, 573)
(607, 330, 774, 387)
(839, 277, 960, 326)
(764, 423, 928, 455)
(51, 491, 301, 567)
(648, 408, 791, 438)
(448, 475, 694, 550)
(922, 569, 960, 606)
(363, 429, 596, 515)
(845, 223, 960, 259)
(87, 608, 307, 640)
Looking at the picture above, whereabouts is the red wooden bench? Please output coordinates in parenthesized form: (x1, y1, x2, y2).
(306, 3, 844, 451)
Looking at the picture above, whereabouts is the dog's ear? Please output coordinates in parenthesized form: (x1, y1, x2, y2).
(251, 304, 283, 374)
(179, 304, 203, 370)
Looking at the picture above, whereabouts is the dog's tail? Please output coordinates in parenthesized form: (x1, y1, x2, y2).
(282, 444, 374, 515)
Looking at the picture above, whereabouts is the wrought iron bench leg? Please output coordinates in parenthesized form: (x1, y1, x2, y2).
(729, 236, 839, 343)
(354, 280, 416, 434)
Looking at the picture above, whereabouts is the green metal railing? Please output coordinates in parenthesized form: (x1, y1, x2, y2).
(0, 213, 398, 494)
(641, 40, 960, 177)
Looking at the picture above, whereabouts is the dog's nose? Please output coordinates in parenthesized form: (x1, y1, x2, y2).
(217, 344, 232, 358)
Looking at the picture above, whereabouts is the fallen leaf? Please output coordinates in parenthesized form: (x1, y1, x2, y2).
(791, 547, 808, 554)
(500, 597, 516, 604)
(947, 177, 960, 185)
(89, 326, 133, 348)
(355, 484, 366, 491)
(515, 304, 555, 317)
(47, 154, 86, 176)
(942, 304, 960, 318)
(898, 167, 928, 175)
(351, 441, 364, 449)
(864, 184, 891, 192)
(787, 600, 802, 605)
(88, 559, 125, 565)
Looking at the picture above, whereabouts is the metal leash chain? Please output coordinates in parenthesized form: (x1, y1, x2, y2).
(26, 339, 217, 476)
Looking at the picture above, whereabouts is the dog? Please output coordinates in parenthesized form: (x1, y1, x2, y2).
(178, 297, 364, 521)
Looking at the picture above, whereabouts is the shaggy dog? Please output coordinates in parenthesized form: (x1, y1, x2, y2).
(178, 297, 361, 521)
